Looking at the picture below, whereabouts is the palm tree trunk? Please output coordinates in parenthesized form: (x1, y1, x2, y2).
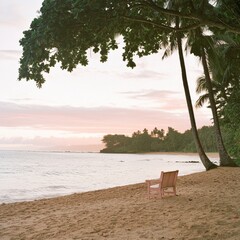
(200, 47, 237, 167)
(175, 21, 217, 170)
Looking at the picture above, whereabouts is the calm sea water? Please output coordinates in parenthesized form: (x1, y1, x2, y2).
(0, 150, 219, 203)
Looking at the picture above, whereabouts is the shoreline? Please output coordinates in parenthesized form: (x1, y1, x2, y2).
(141, 152, 219, 157)
(100, 151, 220, 159)
(0, 149, 219, 157)
(0, 167, 239, 239)
(0, 151, 219, 205)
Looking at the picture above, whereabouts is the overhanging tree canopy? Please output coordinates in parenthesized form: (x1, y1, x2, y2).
(18, 0, 240, 169)
(19, 0, 240, 87)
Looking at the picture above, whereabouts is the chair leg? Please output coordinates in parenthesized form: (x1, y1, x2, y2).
(173, 187, 176, 196)
(160, 189, 163, 198)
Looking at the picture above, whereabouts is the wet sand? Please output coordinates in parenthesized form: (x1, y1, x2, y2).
(0, 167, 239, 240)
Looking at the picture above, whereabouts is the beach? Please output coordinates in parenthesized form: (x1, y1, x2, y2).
(0, 151, 216, 203)
(0, 167, 239, 240)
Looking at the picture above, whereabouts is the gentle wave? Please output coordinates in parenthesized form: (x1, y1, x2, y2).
(0, 150, 219, 203)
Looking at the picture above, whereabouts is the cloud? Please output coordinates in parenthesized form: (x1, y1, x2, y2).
(0, 101, 211, 135)
(0, 50, 21, 60)
(118, 69, 168, 80)
(121, 90, 188, 111)
(7, 98, 33, 103)
(0, 99, 212, 151)
(122, 90, 179, 99)
(0, 1, 42, 28)
(0, 136, 104, 152)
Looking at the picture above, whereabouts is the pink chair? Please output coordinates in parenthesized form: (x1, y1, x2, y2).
(146, 170, 179, 199)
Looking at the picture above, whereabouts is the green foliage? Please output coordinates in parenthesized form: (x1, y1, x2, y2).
(100, 126, 218, 153)
(194, 33, 240, 158)
(101, 134, 131, 153)
(222, 126, 240, 159)
(18, 0, 240, 161)
(234, 158, 240, 166)
(198, 126, 218, 152)
(19, 0, 240, 87)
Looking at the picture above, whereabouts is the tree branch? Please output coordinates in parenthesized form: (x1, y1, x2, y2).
(131, 1, 240, 34)
(122, 15, 204, 33)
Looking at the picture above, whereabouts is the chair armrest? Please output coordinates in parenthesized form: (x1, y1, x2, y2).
(146, 179, 161, 185)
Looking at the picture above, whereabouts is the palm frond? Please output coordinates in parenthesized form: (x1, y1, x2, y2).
(195, 94, 209, 108)
(196, 76, 207, 93)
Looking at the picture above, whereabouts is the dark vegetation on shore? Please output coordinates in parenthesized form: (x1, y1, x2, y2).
(101, 125, 239, 159)
(100, 126, 217, 153)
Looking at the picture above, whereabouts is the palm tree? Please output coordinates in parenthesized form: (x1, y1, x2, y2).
(162, 1, 217, 170)
(200, 48, 236, 166)
(191, 30, 237, 166)
(195, 35, 240, 117)
(163, 0, 217, 170)
(195, 76, 227, 109)
(174, 18, 217, 170)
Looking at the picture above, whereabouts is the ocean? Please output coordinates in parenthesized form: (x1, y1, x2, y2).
(0, 150, 219, 203)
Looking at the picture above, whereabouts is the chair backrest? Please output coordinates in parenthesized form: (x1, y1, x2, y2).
(160, 170, 179, 188)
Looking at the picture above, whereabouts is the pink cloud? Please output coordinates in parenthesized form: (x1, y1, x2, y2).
(122, 90, 188, 111)
(118, 69, 168, 80)
(0, 136, 104, 152)
(0, 101, 211, 135)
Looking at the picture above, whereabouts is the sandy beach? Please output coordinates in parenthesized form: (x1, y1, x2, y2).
(0, 167, 239, 240)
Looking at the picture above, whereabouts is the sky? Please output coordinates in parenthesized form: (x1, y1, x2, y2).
(0, 0, 213, 152)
